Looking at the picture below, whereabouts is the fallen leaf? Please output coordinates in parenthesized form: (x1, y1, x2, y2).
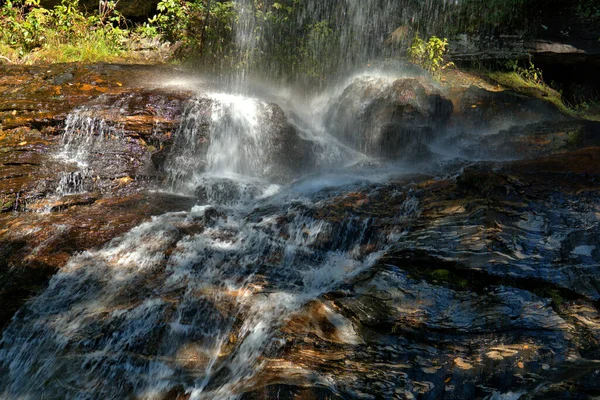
(18, 141, 27, 146)
(116, 82, 123, 87)
(80, 83, 93, 91)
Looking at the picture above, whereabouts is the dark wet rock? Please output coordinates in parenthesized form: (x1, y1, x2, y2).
(264, 102, 314, 182)
(326, 76, 453, 158)
(241, 384, 343, 400)
(195, 177, 265, 206)
(460, 120, 600, 159)
(244, 146, 599, 398)
(402, 153, 600, 301)
(448, 85, 567, 135)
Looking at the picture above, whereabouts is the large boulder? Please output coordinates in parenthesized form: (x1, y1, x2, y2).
(325, 77, 453, 158)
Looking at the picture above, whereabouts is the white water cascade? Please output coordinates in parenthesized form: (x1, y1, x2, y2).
(0, 79, 422, 399)
(165, 94, 280, 197)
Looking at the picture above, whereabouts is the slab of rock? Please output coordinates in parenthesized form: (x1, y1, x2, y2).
(447, 85, 567, 135)
(0, 63, 196, 329)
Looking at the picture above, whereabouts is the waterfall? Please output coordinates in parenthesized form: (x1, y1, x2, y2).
(0, 63, 421, 397)
(57, 109, 124, 169)
(225, 0, 458, 86)
(0, 2, 531, 399)
(166, 94, 276, 190)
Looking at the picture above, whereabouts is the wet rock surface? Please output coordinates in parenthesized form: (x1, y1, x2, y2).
(247, 148, 600, 399)
(0, 63, 196, 329)
(447, 85, 566, 134)
(459, 120, 600, 159)
(0, 64, 599, 399)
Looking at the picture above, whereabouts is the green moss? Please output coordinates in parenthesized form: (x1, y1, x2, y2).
(409, 267, 470, 289)
(535, 288, 564, 307)
(565, 128, 584, 148)
(431, 269, 451, 280)
(1, 195, 16, 212)
(487, 71, 600, 121)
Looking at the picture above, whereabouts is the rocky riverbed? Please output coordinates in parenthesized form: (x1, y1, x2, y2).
(0, 62, 599, 399)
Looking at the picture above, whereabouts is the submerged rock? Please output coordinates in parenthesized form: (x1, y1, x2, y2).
(326, 76, 453, 159)
(194, 176, 269, 206)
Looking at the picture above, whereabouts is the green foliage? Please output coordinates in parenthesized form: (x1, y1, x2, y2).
(501, 60, 543, 83)
(0, 0, 51, 54)
(298, 20, 336, 78)
(576, 0, 600, 21)
(147, 0, 238, 60)
(149, 0, 188, 42)
(408, 34, 453, 76)
(0, 0, 128, 60)
(488, 65, 600, 122)
(516, 61, 544, 85)
(442, 0, 529, 35)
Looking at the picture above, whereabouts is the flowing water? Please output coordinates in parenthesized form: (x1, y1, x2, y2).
(0, 72, 428, 398)
(0, 2, 576, 399)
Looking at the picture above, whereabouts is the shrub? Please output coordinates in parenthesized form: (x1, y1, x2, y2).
(0, 0, 129, 62)
(408, 34, 453, 76)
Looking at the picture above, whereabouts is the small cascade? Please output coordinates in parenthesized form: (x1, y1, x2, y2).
(165, 93, 280, 203)
(57, 109, 124, 168)
(50, 93, 170, 200)
(205, 94, 270, 176)
(52, 104, 127, 198)
(166, 92, 321, 205)
(0, 183, 416, 399)
(55, 169, 94, 196)
(166, 94, 272, 184)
